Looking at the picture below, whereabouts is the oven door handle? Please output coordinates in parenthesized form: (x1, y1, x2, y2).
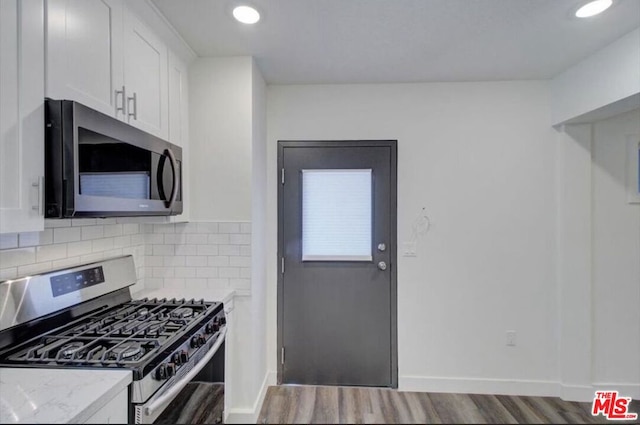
(144, 327, 226, 417)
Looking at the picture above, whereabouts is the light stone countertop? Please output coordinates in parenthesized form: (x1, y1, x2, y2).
(0, 368, 131, 424)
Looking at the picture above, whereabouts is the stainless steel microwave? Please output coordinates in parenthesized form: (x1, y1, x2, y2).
(45, 99, 183, 218)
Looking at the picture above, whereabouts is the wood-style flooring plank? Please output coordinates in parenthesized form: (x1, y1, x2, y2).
(257, 385, 639, 424)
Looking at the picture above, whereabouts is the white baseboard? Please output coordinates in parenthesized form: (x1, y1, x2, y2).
(225, 371, 277, 424)
(400, 376, 640, 403)
(400, 375, 559, 398)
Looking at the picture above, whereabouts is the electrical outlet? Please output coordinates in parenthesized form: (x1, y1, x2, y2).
(506, 330, 516, 346)
(402, 242, 417, 257)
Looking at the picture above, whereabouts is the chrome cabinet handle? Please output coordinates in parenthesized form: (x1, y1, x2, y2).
(127, 92, 137, 120)
(31, 176, 44, 216)
(115, 86, 126, 116)
(377, 261, 387, 271)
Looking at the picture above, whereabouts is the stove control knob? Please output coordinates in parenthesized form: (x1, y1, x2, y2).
(197, 335, 207, 346)
(219, 316, 226, 326)
(190, 335, 200, 348)
(205, 322, 214, 334)
(172, 352, 182, 366)
(155, 364, 167, 380)
(179, 351, 188, 363)
(166, 363, 176, 377)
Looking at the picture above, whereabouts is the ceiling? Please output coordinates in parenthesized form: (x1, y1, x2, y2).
(151, 0, 640, 84)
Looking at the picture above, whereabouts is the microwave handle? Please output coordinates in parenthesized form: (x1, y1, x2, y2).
(164, 148, 179, 209)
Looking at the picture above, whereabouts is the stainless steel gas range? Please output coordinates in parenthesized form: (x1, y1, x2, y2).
(0, 255, 226, 424)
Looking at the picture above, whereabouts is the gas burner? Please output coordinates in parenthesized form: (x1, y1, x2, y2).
(137, 308, 149, 318)
(170, 307, 193, 319)
(145, 322, 165, 335)
(59, 342, 86, 359)
(108, 343, 144, 361)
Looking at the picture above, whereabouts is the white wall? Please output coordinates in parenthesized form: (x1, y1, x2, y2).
(266, 81, 560, 395)
(592, 109, 640, 389)
(550, 28, 640, 125)
(189, 57, 252, 221)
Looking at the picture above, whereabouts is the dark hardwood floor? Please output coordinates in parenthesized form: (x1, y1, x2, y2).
(257, 385, 640, 424)
(154, 382, 224, 424)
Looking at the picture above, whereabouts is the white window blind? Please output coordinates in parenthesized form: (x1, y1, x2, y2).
(302, 169, 372, 261)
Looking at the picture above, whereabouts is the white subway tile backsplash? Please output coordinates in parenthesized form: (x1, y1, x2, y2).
(103, 224, 123, 238)
(164, 234, 187, 244)
(20, 230, 53, 247)
(230, 256, 251, 267)
(81, 225, 104, 240)
(92, 238, 115, 253)
(154, 224, 175, 234)
(219, 245, 240, 256)
(67, 240, 93, 257)
(175, 267, 196, 278)
(186, 234, 208, 245)
(113, 236, 132, 249)
(196, 267, 218, 278)
(18, 261, 53, 276)
(36, 244, 67, 262)
(207, 278, 229, 288)
(176, 245, 198, 256)
(163, 256, 185, 267)
(208, 234, 229, 245)
(45, 219, 71, 228)
(0, 267, 18, 280)
(219, 223, 240, 234)
(230, 234, 251, 245)
(2, 220, 248, 295)
(185, 256, 208, 267)
(72, 218, 97, 227)
(196, 245, 218, 256)
(145, 233, 164, 244)
(208, 256, 229, 267)
(0, 234, 18, 250)
(196, 223, 218, 234)
(229, 278, 251, 290)
(53, 227, 82, 243)
(153, 245, 175, 256)
(219, 267, 240, 278)
(123, 224, 139, 235)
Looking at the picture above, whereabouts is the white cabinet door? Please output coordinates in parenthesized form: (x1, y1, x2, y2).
(168, 51, 189, 222)
(0, 0, 45, 234)
(46, 0, 125, 119)
(123, 10, 168, 139)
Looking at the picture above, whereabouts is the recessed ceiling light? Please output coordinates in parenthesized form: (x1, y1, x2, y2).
(233, 5, 260, 24)
(575, 0, 613, 18)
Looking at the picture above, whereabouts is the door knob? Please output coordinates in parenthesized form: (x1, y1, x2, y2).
(377, 261, 387, 271)
(377, 243, 386, 252)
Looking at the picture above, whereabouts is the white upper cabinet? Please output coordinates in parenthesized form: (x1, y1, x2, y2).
(45, 0, 170, 139)
(46, 0, 125, 119)
(123, 10, 169, 139)
(0, 0, 45, 234)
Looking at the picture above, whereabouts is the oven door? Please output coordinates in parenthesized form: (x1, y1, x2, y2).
(46, 99, 183, 217)
(133, 328, 226, 424)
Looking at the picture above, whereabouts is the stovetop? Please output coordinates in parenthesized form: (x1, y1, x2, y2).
(0, 297, 222, 376)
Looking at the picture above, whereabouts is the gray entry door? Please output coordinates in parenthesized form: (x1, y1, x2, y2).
(278, 140, 397, 387)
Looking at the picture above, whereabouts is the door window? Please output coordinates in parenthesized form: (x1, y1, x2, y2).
(301, 169, 372, 261)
